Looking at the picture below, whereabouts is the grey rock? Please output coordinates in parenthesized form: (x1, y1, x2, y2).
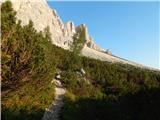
(1, 0, 105, 52)
(80, 68, 86, 75)
(55, 74, 61, 80)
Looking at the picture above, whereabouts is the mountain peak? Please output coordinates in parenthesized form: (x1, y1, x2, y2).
(76, 24, 106, 52)
(2, 0, 104, 51)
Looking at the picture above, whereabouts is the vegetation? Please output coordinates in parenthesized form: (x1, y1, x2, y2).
(1, 1, 56, 85)
(61, 87, 160, 120)
(63, 25, 86, 71)
(2, 1, 56, 120)
(2, 79, 55, 120)
(71, 26, 86, 55)
(1, 1, 160, 120)
(61, 57, 160, 120)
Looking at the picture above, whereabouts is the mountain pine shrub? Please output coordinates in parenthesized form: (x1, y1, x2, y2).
(1, 1, 56, 85)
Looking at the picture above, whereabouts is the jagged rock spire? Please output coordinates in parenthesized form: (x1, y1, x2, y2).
(1, 0, 105, 51)
(76, 24, 105, 52)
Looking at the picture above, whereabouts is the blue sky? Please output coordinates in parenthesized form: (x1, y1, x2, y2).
(48, 1, 159, 69)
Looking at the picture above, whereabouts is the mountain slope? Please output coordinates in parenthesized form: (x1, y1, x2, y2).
(1, 1, 160, 120)
(1, 0, 159, 71)
(82, 46, 159, 71)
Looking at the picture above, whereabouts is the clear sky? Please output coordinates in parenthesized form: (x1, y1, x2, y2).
(48, 1, 159, 69)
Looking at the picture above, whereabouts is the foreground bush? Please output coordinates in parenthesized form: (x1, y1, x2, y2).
(1, 1, 56, 86)
(61, 87, 160, 120)
(1, 1, 56, 120)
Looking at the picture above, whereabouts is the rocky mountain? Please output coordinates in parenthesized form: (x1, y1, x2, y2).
(1, 0, 104, 51)
(76, 24, 105, 52)
(1, 0, 159, 71)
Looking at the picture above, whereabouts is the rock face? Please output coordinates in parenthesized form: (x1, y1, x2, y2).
(1, 0, 104, 51)
(1, 0, 75, 49)
(76, 24, 105, 52)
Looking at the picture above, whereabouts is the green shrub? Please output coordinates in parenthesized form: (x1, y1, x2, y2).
(1, 1, 56, 85)
(1, 1, 56, 120)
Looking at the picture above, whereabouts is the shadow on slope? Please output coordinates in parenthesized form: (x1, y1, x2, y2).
(61, 87, 160, 120)
(2, 106, 44, 120)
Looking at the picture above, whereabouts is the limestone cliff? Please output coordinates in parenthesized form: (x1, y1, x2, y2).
(1, 0, 105, 51)
(76, 24, 105, 52)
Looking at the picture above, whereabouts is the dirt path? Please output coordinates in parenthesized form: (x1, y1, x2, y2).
(42, 79, 66, 120)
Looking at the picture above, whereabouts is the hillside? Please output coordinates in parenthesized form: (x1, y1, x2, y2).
(82, 46, 159, 71)
(1, 1, 160, 120)
(1, 0, 159, 70)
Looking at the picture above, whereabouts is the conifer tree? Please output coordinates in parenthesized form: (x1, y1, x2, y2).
(66, 27, 87, 70)
(1, 1, 56, 84)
